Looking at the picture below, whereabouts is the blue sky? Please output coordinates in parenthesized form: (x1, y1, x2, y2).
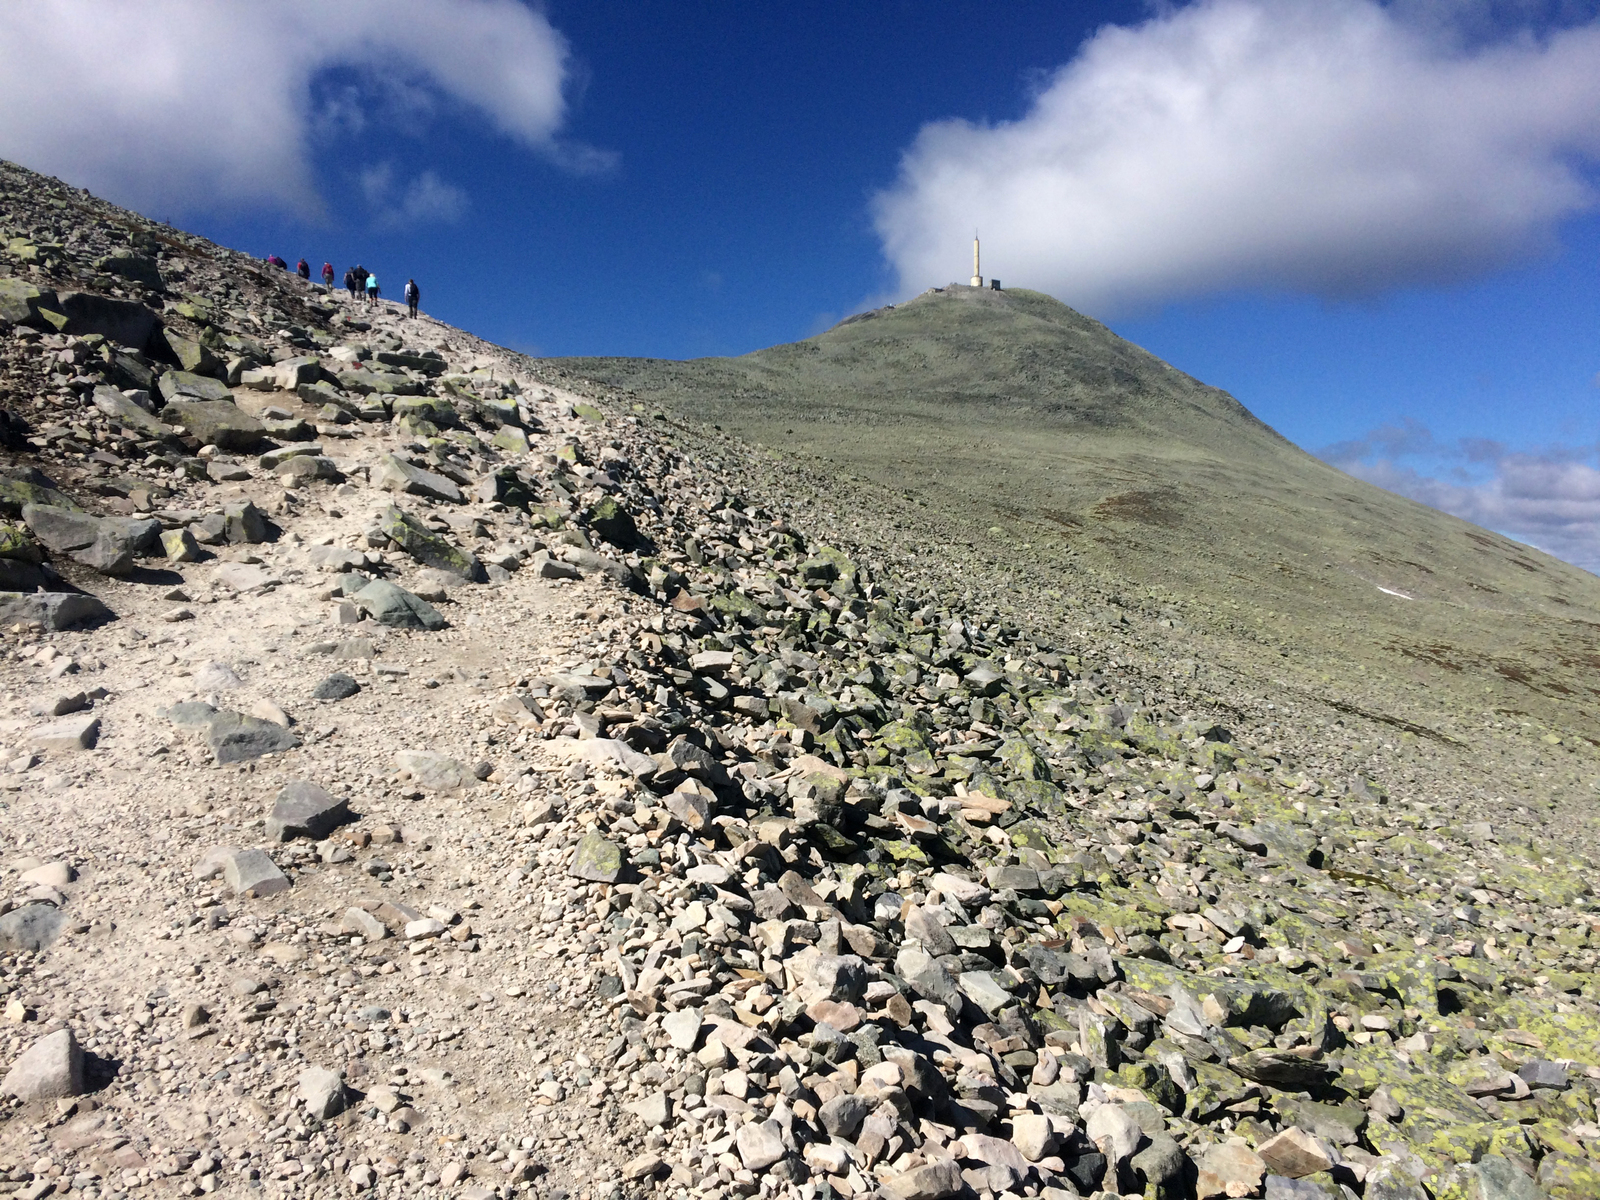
(4, 0, 1600, 567)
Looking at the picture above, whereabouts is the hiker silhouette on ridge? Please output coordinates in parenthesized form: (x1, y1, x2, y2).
(296, 258, 310, 280)
(365, 272, 379, 308)
(405, 278, 420, 319)
(321, 262, 335, 287)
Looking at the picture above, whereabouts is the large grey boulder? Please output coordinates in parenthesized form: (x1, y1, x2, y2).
(734, 1120, 785, 1171)
(0, 592, 111, 630)
(157, 370, 232, 404)
(160, 400, 268, 451)
(352, 580, 446, 630)
(2, 1030, 84, 1101)
(56, 291, 159, 350)
(818, 1092, 874, 1139)
(266, 780, 350, 841)
(374, 349, 446, 375)
(161, 329, 222, 376)
(96, 252, 163, 289)
(0, 278, 61, 329)
(92, 385, 172, 440)
(894, 945, 962, 1016)
(0, 469, 77, 519)
(299, 1066, 347, 1118)
(0, 904, 65, 952)
(569, 831, 623, 883)
(372, 453, 464, 503)
(376, 505, 483, 581)
(20, 504, 154, 576)
(883, 1160, 962, 1200)
(394, 750, 476, 791)
(275, 455, 339, 483)
(206, 711, 300, 763)
(223, 501, 269, 544)
(222, 848, 291, 898)
(29, 714, 100, 751)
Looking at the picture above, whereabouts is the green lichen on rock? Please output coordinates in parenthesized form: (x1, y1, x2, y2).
(569, 831, 623, 883)
(376, 504, 484, 582)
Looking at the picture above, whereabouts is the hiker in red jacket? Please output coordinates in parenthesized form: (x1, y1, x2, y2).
(321, 262, 335, 287)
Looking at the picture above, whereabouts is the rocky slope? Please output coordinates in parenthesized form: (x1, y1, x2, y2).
(560, 288, 1600, 808)
(0, 158, 1597, 1200)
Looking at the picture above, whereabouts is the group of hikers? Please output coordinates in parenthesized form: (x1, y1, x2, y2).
(265, 254, 421, 319)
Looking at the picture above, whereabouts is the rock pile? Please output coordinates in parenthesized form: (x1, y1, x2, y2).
(0, 156, 1598, 1200)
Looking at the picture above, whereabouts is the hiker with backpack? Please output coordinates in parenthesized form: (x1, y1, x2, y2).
(321, 262, 335, 288)
(296, 258, 310, 280)
(344, 268, 357, 299)
(352, 265, 369, 301)
(404, 279, 420, 319)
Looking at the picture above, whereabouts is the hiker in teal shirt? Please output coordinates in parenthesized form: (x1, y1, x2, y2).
(365, 273, 379, 307)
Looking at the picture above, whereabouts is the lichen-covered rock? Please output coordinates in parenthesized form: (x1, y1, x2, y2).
(569, 831, 623, 883)
(376, 504, 483, 581)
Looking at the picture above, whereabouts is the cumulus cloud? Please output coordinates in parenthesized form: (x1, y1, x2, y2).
(360, 164, 468, 230)
(1321, 426, 1600, 572)
(873, 0, 1600, 313)
(0, 0, 589, 217)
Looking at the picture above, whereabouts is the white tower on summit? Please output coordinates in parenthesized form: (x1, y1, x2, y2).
(971, 233, 982, 287)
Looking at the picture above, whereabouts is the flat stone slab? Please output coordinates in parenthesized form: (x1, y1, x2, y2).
(569, 831, 623, 883)
(266, 779, 351, 841)
(92, 385, 172, 440)
(372, 453, 463, 503)
(206, 711, 300, 764)
(353, 580, 446, 630)
(395, 750, 476, 791)
(28, 714, 100, 752)
(222, 848, 290, 898)
(157, 370, 233, 404)
(160, 400, 268, 452)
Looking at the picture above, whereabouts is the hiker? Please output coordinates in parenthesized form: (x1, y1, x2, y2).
(353, 264, 369, 296)
(266, 253, 286, 269)
(343, 267, 357, 299)
(321, 262, 334, 287)
(365, 272, 379, 307)
(404, 278, 420, 319)
(296, 258, 310, 280)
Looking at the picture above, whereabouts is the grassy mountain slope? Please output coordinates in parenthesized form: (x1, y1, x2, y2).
(557, 284, 1600, 776)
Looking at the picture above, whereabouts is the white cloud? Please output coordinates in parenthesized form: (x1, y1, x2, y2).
(0, 0, 586, 217)
(1322, 426, 1600, 572)
(361, 164, 469, 230)
(873, 0, 1600, 313)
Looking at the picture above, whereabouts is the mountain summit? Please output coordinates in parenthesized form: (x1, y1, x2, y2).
(563, 284, 1600, 754)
